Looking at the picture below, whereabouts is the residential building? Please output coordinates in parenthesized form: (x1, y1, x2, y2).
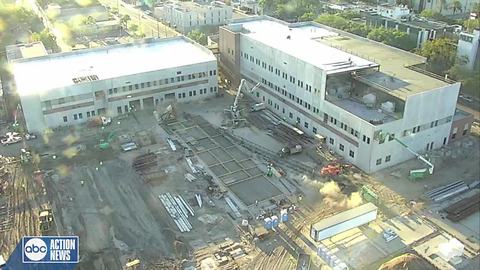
(6, 42, 48, 62)
(366, 12, 455, 48)
(456, 29, 480, 71)
(12, 37, 218, 133)
(155, 1, 233, 33)
(219, 16, 461, 173)
(411, 0, 478, 16)
(376, 4, 410, 20)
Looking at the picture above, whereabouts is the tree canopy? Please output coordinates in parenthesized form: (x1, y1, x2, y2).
(187, 30, 207, 45)
(420, 38, 457, 75)
(30, 30, 58, 52)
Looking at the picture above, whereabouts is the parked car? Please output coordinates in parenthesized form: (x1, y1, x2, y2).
(383, 228, 398, 242)
(1, 132, 23, 146)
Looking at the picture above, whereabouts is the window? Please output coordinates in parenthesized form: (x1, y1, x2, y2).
(147, 82, 151, 87)
(129, 85, 133, 91)
(189, 91, 192, 97)
(349, 150, 355, 158)
(289, 112, 293, 118)
(385, 155, 391, 162)
(376, 158, 382, 165)
(304, 122, 309, 128)
(178, 93, 182, 99)
(193, 90, 196, 96)
(182, 93, 185, 98)
(339, 144, 344, 151)
(63, 116, 68, 122)
(313, 127, 317, 134)
(73, 114, 78, 120)
(329, 138, 334, 145)
(92, 110, 95, 116)
(87, 111, 91, 117)
(135, 84, 139, 89)
(108, 89, 113, 94)
(296, 117, 300, 123)
(153, 81, 157, 86)
(367, 137, 370, 144)
(388, 134, 395, 141)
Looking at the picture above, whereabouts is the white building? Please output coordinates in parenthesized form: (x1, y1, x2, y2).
(220, 16, 461, 173)
(376, 4, 410, 21)
(156, 1, 233, 33)
(12, 37, 218, 133)
(412, 0, 477, 16)
(457, 29, 480, 71)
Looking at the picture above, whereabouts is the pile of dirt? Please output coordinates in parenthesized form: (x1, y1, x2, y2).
(379, 253, 435, 270)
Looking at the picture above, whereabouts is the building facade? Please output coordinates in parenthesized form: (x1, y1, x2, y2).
(12, 37, 218, 133)
(220, 16, 461, 173)
(366, 13, 455, 48)
(457, 29, 480, 71)
(156, 1, 233, 34)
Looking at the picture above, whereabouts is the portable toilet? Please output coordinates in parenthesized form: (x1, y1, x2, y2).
(280, 209, 288, 222)
(271, 215, 279, 228)
(264, 217, 272, 230)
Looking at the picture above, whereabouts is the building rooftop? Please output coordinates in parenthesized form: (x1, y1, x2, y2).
(226, 16, 453, 100)
(227, 18, 379, 74)
(11, 37, 216, 96)
(311, 203, 378, 232)
(6, 42, 48, 62)
(166, 1, 229, 13)
(317, 33, 450, 99)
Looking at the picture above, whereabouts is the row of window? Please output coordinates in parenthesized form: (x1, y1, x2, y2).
(259, 77, 366, 144)
(376, 155, 391, 165)
(63, 110, 97, 122)
(242, 52, 318, 93)
(107, 70, 216, 95)
(401, 116, 452, 138)
(177, 86, 217, 99)
(329, 138, 356, 158)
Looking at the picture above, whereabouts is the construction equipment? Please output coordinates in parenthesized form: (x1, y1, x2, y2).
(361, 185, 379, 204)
(225, 79, 260, 125)
(155, 104, 176, 123)
(251, 102, 266, 112)
(87, 116, 112, 128)
(320, 163, 342, 176)
(98, 131, 116, 150)
(378, 131, 434, 180)
(39, 209, 54, 233)
(278, 144, 303, 157)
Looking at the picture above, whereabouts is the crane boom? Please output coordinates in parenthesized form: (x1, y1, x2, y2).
(394, 137, 434, 174)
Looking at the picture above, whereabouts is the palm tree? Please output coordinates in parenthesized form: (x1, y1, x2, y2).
(452, 0, 462, 14)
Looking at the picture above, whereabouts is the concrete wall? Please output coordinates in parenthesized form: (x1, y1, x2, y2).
(20, 61, 218, 132)
(457, 30, 480, 71)
(449, 112, 474, 143)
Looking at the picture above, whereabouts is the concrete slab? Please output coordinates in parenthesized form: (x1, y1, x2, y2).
(215, 136, 234, 148)
(239, 159, 257, 169)
(210, 164, 229, 176)
(195, 137, 218, 151)
(225, 146, 249, 160)
(211, 148, 233, 162)
(229, 176, 282, 205)
(245, 167, 263, 177)
(220, 171, 250, 185)
(413, 234, 456, 270)
(386, 215, 435, 245)
(198, 152, 220, 166)
(223, 160, 242, 172)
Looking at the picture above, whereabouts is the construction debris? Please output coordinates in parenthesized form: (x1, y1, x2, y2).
(158, 193, 192, 233)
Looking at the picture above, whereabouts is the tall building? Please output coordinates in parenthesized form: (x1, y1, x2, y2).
(155, 1, 233, 34)
(457, 29, 480, 71)
(12, 37, 218, 133)
(219, 16, 462, 173)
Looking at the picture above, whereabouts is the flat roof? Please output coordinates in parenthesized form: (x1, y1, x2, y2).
(317, 34, 449, 99)
(12, 37, 216, 96)
(329, 98, 398, 124)
(6, 42, 48, 62)
(226, 16, 453, 100)
(311, 203, 378, 232)
(227, 18, 379, 74)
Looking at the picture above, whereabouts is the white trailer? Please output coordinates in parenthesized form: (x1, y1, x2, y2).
(310, 203, 378, 241)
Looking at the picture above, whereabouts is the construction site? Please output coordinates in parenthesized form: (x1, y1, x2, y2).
(0, 79, 479, 270)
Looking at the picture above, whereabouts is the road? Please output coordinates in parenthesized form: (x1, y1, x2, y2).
(98, 0, 179, 38)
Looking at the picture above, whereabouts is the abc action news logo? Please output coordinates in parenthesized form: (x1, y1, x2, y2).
(22, 236, 79, 264)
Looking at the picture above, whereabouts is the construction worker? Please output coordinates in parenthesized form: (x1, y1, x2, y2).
(80, 180, 85, 187)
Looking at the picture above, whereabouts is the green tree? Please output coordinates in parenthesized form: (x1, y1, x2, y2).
(187, 29, 207, 45)
(128, 24, 138, 32)
(299, 12, 316, 22)
(464, 19, 480, 33)
(120, 14, 131, 28)
(82, 15, 96, 25)
(367, 28, 415, 50)
(449, 65, 480, 100)
(452, 0, 462, 14)
(315, 14, 350, 30)
(30, 30, 58, 51)
(420, 9, 444, 20)
(420, 38, 457, 74)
